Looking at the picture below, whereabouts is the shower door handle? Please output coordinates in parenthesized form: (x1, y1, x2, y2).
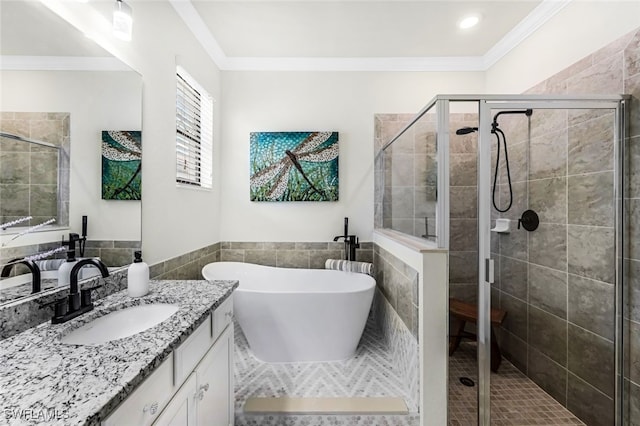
(485, 258, 494, 284)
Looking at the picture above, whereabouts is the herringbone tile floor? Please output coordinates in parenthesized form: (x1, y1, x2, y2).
(234, 319, 419, 426)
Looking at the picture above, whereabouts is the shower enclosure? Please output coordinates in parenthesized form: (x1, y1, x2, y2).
(375, 95, 631, 425)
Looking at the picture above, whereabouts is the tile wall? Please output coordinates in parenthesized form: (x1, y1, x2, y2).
(447, 114, 479, 304)
(374, 113, 479, 305)
(149, 241, 373, 280)
(371, 286, 420, 412)
(0, 239, 141, 277)
(219, 241, 373, 270)
(374, 113, 437, 239)
(0, 112, 70, 227)
(374, 27, 640, 425)
(150, 242, 220, 280)
(490, 27, 640, 426)
(372, 244, 419, 339)
(493, 107, 617, 425)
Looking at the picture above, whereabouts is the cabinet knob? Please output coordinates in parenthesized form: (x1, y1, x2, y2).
(224, 311, 233, 319)
(195, 383, 210, 401)
(143, 402, 159, 415)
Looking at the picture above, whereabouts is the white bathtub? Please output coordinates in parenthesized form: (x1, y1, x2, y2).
(201, 261, 375, 363)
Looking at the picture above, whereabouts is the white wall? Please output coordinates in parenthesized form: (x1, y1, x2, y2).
(44, 1, 224, 265)
(42, 0, 640, 255)
(486, 1, 640, 93)
(220, 71, 485, 242)
(0, 70, 142, 242)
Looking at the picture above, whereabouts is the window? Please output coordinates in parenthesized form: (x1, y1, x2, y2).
(176, 66, 213, 189)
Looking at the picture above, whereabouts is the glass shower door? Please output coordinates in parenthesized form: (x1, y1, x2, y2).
(480, 99, 625, 426)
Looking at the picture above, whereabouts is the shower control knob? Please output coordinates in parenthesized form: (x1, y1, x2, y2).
(518, 209, 539, 232)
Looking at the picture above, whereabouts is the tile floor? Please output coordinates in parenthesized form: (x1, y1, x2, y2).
(234, 319, 419, 426)
(448, 342, 585, 426)
(234, 318, 585, 426)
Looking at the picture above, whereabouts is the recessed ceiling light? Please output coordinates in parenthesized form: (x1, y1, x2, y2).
(459, 15, 480, 30)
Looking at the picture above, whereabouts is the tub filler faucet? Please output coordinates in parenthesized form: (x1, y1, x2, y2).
(333, 217, 360, 261)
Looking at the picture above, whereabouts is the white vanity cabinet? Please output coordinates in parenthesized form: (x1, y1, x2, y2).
(152, 374, 197, 426)
(103, 296, 234, 426)
(194, 325, 233, 425)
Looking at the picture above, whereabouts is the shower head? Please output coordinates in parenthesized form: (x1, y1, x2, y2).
(455, 127, 478, 135)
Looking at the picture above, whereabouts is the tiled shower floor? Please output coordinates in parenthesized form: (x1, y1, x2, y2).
(448, 342, 586, 426)
(233, 319, 419, 426)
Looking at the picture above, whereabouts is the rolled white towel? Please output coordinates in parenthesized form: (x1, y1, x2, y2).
(34, 259, 65, 271)
(325, 259, 374, 276)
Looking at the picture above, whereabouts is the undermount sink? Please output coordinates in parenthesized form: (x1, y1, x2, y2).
(60, 304, 179, 346)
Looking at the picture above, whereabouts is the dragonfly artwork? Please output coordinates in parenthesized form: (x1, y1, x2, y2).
(250, 131, 339, 202)
(101, 130, 142, 200)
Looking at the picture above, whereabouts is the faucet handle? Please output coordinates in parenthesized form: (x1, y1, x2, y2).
(80, 285, 103, 307)
(39, 298, 67, 318)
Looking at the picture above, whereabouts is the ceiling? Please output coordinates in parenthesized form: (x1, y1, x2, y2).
(0, 0, 110, 57)
(173, 0, 571, 70)
(190, 1, 542, 58)
(0, 0, 570, 72)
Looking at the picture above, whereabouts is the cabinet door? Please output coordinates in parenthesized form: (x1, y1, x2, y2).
(195, 325, 234, 426)
(153, 373, 197, 426)
(103, 354, 175, 426)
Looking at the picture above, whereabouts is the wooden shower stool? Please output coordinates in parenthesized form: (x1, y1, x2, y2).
(448, 298, 507, 372)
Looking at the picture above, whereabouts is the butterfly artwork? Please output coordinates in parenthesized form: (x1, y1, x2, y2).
(250, 132, 339, 202)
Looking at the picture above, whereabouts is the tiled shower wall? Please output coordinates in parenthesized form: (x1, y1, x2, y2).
(374, 113, 479, 304)
(491, 28, 640, 426)
(374, 113, 437, 239)
(0, 112, 70, 227)
(493, 109, 617, 425)
(373, 27, 640, 425)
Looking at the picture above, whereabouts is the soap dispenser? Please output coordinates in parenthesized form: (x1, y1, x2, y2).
(58, 249, 78, 287)
(128, 251, 149, 297)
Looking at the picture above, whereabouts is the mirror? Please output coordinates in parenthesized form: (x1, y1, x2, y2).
(0, 1, 142, 305)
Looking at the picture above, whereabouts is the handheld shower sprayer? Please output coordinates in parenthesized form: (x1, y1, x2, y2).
(455, 109, 533, 213)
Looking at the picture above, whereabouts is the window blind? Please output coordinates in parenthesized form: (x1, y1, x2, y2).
(176, 66, 213, 189)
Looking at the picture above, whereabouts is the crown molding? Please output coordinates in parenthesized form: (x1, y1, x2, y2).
(482, 0, 572, 69)
(169, 0, 229, 69)
(224, 56, 486, 72)
(177, 0, 573, 72)
(0, 56, 133, 71)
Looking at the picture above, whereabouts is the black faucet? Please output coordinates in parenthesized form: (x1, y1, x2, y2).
(50, 258, 109, 324)
(333, 217, 360, 261)
(1, 258, 41, 294)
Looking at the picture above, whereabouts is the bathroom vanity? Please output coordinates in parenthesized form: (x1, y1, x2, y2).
(0, 279, 237, 426)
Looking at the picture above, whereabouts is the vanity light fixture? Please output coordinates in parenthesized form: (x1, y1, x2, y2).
(458, 14, 480, 30)
(113, 0, 133, 41)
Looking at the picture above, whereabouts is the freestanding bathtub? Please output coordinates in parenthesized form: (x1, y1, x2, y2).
(201, 261, 375, 363)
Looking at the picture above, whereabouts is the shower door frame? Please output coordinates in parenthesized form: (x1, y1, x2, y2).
(432, 94, 629, 426)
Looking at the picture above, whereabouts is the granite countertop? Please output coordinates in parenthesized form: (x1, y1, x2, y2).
(0, 279, 238, 426)
(0, 279, 58, 304)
